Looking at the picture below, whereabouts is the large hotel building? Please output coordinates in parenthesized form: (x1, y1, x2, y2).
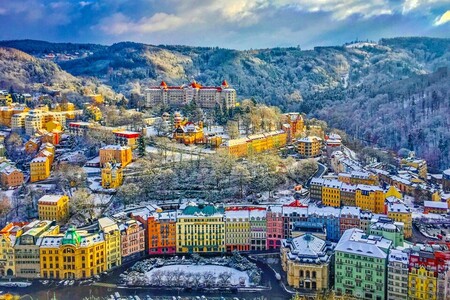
(144, 80, 236, 109)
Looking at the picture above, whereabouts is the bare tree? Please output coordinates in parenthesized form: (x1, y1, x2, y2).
(218, 271, 233, 287)
(202, 271, 216, 287)
(192, 272, 202, 287)
(152, 270, 164, 286)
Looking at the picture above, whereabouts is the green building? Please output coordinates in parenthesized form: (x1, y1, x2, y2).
(369, 217, 404, 247)
(335, 228, 392, 300)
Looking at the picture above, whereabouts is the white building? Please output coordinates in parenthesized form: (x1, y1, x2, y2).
(144, 80, 236, 110)
(387, 249, 409, 300)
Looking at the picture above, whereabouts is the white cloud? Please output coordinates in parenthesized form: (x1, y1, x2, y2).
(274, 0, 394, 20)
(434, 10, 450, 25)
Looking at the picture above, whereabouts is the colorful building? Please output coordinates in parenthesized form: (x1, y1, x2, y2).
(408, 243, 450, 300)
(0, 162, 24, 189)
(225, 208, 250, 252)
(98, 217, 121, 270)
(339, 206, 360, 236)
(400, 158, 427, 180)
(37, 195, 69, 223)
(14, 220, 59, 279)
(145, 80, 236, 110)
(334, 228, 392, 300)
(443, 169, 450, 193)
(355, 184, 385, 214)
(176, 203, 225, 253)
(225, 131, 287, 157)
(99, 145, 132, 167)
(114, 131, 141, 149)
(39, 226, 107, 279)
(0, 222, 27, 277)
(423, 201, 448, 214)
(84, 104, 102, 121)
(249, 208, 267, 251)
(282, 113, 305, 142)
(309, 178, 324, 202)
(387, 201, 412, 239)
(266, 206, 284, 250)
(387, 249, 409, 300)
(321, 179, 342, 207)
(120, 219, 145, 262)
(340, 183, 356, 206)
(147, 211, 177, 255)
(297, 136, 322, 158)
(369, 217, 404, 248)
(281, 233, 334, 291)
(173, 114, 205, 145)
(30, 156, 51, 182)
(101, 162, 123, 189)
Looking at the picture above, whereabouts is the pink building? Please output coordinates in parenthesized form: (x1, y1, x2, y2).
(120, 219, 146, 261)
(266, 206, 284, 249)
(339, 206, 361, 236)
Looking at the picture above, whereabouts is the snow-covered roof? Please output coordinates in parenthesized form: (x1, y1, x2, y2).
(100, 145, 130, 151)
(38, 195, 65, 204)
(31, 157, 48, 163)
(225, 210, 250, 219)
(282, 233, 334, 264)
(356, 184, 383, 192)
(388, 249, 409, 265)
(340, 206, 361, 217)
(424, 201, 448, 209)
(298, 136, 322, 143)
(323, 179, 342, 189)
(388, 203, 411, 214)
(335, 228, 392, 259)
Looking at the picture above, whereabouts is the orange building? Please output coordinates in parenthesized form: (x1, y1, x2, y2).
(282, 113, 305, 142)
(24, 138, 40, 154)
(147, 211, 177, 255)
(0, 104, 29, 127)
(172, 113, 204, 145)
(0, 163, 24, 189)
(99, 145, 132, 167)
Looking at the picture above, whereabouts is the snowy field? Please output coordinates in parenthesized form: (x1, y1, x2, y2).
(145, 265, 250, 287)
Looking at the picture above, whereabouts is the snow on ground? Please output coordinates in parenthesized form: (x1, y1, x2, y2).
(0, 189, 15, 200)
(145, 265, 250, 287)
(83, 167, 100, 175)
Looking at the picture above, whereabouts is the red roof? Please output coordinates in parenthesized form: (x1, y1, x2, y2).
(160, 81, 167, 87)
(191, 82, 202, 89)
(222, 80, 228, 87)
(284, 200, 308, 207)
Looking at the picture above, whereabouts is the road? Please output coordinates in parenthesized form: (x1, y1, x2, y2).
(305, 162, 327, 188)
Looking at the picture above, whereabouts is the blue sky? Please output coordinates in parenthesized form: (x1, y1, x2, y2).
(0, 0, 449, 49)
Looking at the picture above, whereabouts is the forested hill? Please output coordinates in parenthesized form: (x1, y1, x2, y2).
(0, 37, 449, 169)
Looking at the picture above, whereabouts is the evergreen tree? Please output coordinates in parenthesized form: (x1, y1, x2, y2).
(138, 135, 146, 157)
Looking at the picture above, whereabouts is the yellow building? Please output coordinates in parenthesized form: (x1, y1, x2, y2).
(14, 220, 60, 279)
(281, 234, 334, 291)
(45, 120, 62, 132)
(0, 104, 28, 127)
(321, 179, 342, 207)
(385, 185, 402, 199)
(84, 104, 102, 121)
(38, 195, 69, 223)
(226, 131, 287, 157)
(99, 145, 132, 167)
(387, 201, 412, 239)
(225, 138, 248, 157)
(297, 136, 322, 158)
(30, 156, 51, 182)
(101, 163, 123, 189)
(39, 226, 107, 279)
(225, 209, 251, 252)
(0, 92, 13, 106)
(401, 157, 428, 180)
(176, 203, 225, 253)
(0, 222, 27, 277)
(98, 218, 121, 270)
(355, 184, 385, 214)
(172, 113, 204, 145)
(87, 94, 104, 105)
